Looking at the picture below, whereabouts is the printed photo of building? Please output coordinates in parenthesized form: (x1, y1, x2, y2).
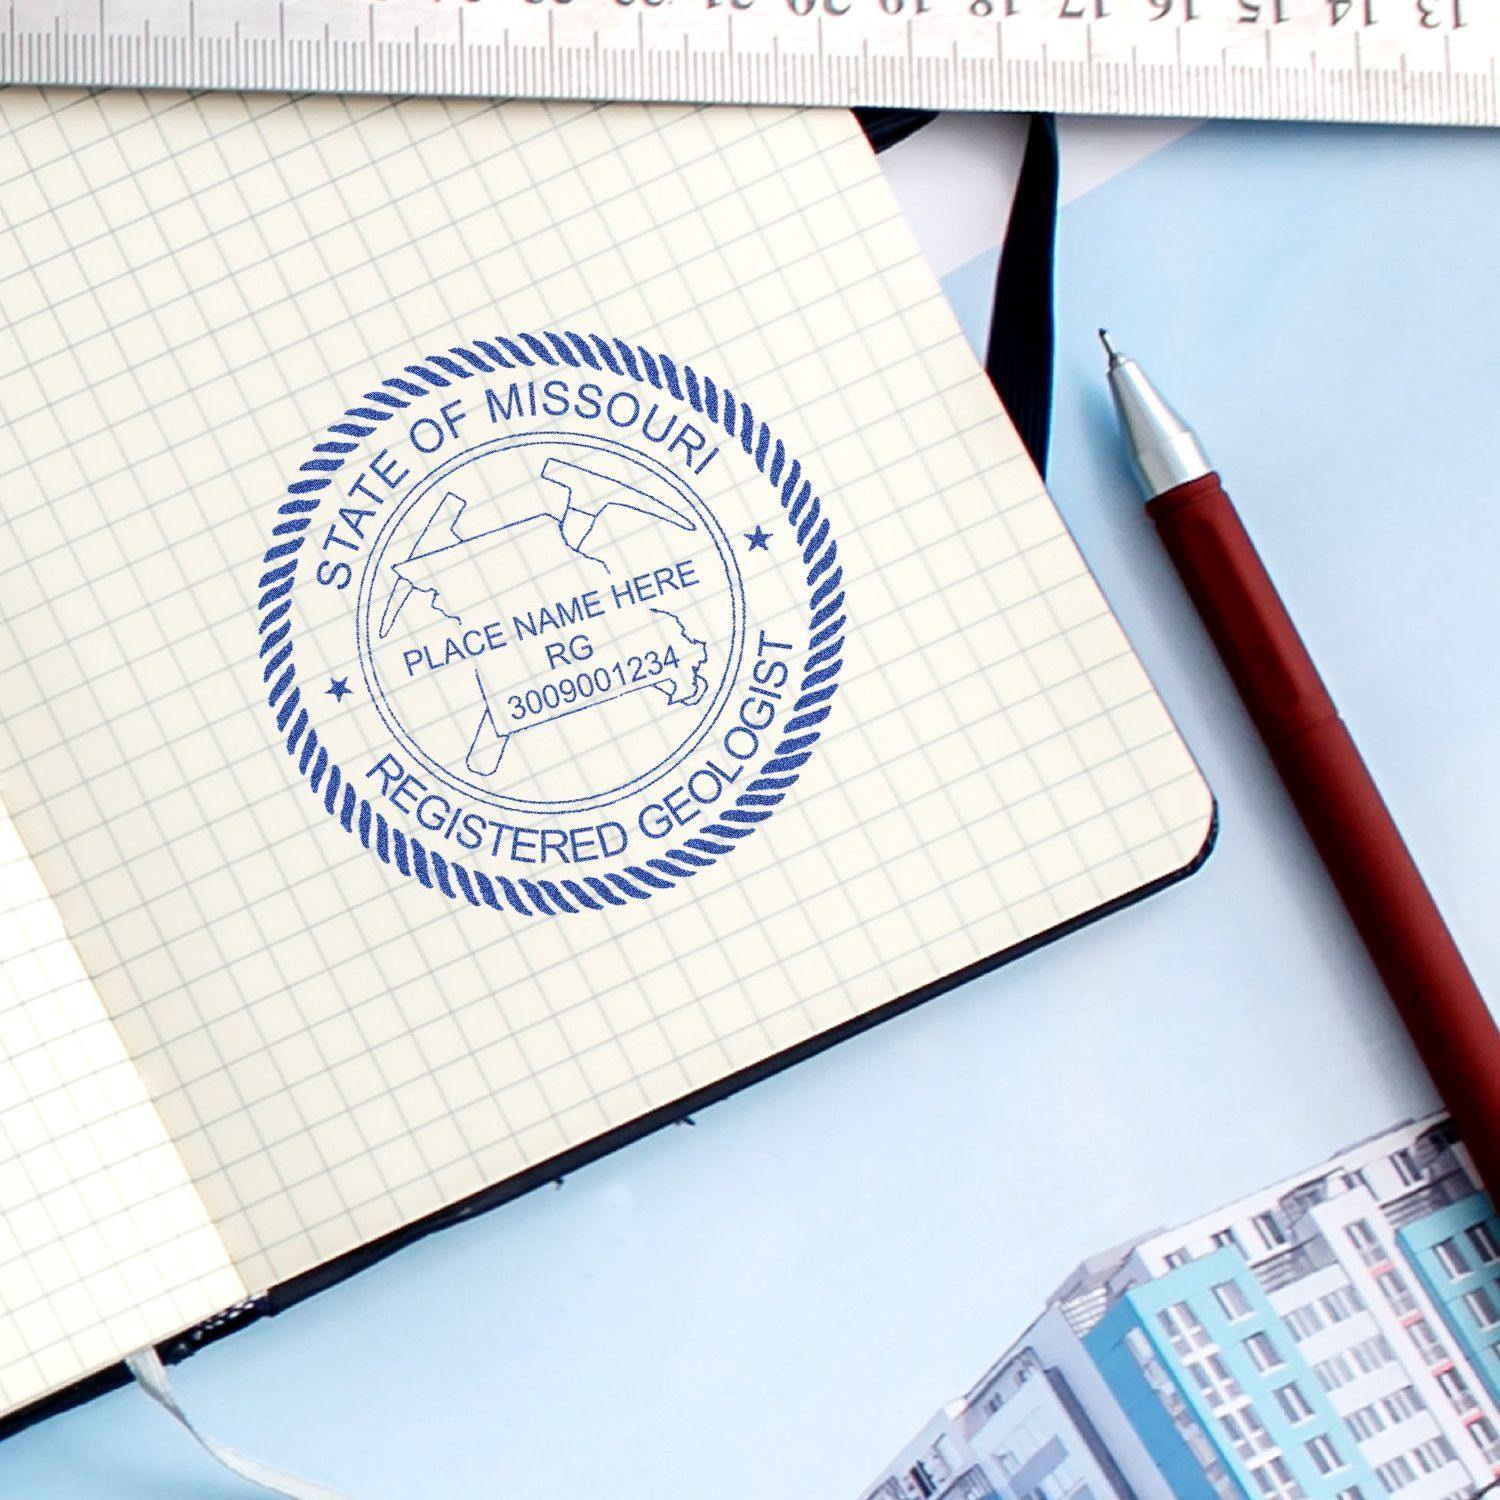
(863, 1115, 1500, 1500)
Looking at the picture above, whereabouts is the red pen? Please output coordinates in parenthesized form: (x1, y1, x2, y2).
(1101, 330, 1500, 1193)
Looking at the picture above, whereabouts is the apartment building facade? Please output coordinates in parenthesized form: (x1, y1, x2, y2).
(862, 1115, 1500, 1500)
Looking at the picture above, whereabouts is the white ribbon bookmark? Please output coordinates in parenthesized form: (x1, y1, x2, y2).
(126, 1347, 355, 1500)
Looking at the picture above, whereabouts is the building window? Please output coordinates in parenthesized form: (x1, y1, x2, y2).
(1374, 1268, 1416, 1316)
(1213, 1281, 1253, 1322)
(1043, 1454, 1085, 1498)
(1432, 1236, 1473, 1280)
(1348, 1335, 1394, 1375)
(1245, 1331, 1285, 1373)
(1221, 1409, 1273, 1462)
(1380, 1387, 1425, 1424)
(1468, 1221, 1500, 1264)
(1213, 1229, 1241, 1254)
(1159, 1302, 1211, 1357)
(1374, 1456, 1416, 1493)
(1251, 1455, 1306, 1500)
(1220, 1412, 1253, 1462)
(1345, 1219, 1384, 1268)
(1285, 1304, 1324, 1341)
(1434, 1367, 1475, 1414)
(1243, 1407, 1273, 1451)
(1406, 1317, 1448, 1366)
(1253, 1213, 1287, 1252)
(1306, 1434, 1346, 1475)
(1390, 1147, 1422, 1186)
(1274, 1382, 1315, 1424)
(906, 1463, 937, 1498)
(1321, 1286, 1364, 1323)
(1275, 1459, 1306, 1500)
(1469, 1416, 1500, 1463)
(1165, 1249, 1191, 1269)
(1208, 1354, 1243, 1404)
(1314, 1355, 1353, 1392)
(1346, 1402, 1388, 1441)
(1463, 1285, 1500, 1330)
(1189, 1352, 1246, 1409)
(1410, 1437, 1454, 1474)
(1336, 1489, 1365, 1500)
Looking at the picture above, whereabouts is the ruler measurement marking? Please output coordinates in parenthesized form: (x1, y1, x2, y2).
(2, 0, 1497, 124)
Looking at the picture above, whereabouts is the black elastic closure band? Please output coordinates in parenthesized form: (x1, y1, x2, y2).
(985, 113, 1059, 479)
(862, 109, 1060, 480)
(853, 107, 939, 154)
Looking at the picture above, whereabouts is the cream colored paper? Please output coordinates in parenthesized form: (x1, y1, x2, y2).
(0, 799, 244, 1414)
(0, 87, 1211, 1380)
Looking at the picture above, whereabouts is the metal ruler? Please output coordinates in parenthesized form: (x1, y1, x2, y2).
(1, 0, 1497, 125)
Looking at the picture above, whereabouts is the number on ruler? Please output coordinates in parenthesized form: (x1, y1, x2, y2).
(0, 0, 1495, 127)
(1416, 0, 1465, 28)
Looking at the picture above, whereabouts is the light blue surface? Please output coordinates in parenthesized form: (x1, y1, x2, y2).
(5, 120, 1500, 1500)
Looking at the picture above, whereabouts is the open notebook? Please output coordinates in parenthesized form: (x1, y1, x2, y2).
(0, 89, 1213, 1427)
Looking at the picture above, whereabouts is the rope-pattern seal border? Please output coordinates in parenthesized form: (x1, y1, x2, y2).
(256, 330, 846, 917)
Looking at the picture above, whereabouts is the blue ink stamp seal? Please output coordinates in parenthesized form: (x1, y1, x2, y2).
(257, 332, 846, 916)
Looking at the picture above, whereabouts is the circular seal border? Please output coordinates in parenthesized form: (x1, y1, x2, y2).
(256, 329, 847, 917)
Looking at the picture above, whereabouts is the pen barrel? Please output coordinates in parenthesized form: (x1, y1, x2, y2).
(1147, 474, 1336, 740)
(1149, 473, 1500, 1192)
(1276, 718, 1500, 1163)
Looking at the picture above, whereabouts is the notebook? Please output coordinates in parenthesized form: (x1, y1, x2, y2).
(0, 88, 1213, 1427)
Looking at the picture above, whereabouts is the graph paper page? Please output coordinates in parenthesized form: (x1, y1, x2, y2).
(0, 798, 245, 1416)
(0, 90, 1211, 1311)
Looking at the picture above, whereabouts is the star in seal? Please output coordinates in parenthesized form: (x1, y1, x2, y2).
(326, 676, 353, 702)
(744, 524, 771, 551)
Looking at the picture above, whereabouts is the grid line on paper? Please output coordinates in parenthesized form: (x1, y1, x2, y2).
(0, 102, 856, 463)
(0, 798, 245, 1417)
(0, 90, 1211, 1298)
(0, 152, 912, 580)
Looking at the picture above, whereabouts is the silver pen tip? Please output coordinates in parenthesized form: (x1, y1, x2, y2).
(1101, 336, 1213, 496)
